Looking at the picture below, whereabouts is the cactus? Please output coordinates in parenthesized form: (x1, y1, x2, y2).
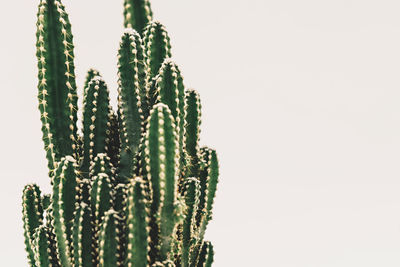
(23, 0, 220, 266)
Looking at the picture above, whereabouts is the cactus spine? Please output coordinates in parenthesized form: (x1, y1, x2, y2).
(23, 0, 219, 266)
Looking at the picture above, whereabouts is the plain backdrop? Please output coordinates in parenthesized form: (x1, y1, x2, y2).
(2, 0, 400, 266)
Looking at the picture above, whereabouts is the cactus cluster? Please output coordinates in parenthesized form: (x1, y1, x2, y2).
(22, 0, 220, 266)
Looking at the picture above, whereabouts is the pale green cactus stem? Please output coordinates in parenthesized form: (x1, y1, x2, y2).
(143, 103, 179, 263)
(99, 210, 120, 266)
(181, 178, 200, 267)
(36, 0, 78, 172)
(184, 89, 202, 178)
(117, 29, 147, 181)
(155, 59, 185, 175)
(123, 0, 153, 34)
(143, 21, 172, 82)
(72, 203, 93, 267)
(22, 184, 44, 266)
(81, 77, 112, 174)
(33, 225, 60, 267)
(126, 177, 149, 267)
(51, 156, 79, 267)
(196, 241, 214, 267)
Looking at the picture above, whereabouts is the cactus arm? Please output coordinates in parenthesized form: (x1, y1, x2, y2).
(72, 203, 93, 267)
(51, 156, 79, 267)
(126, 177, 149, 267)
(123, 0, 153, 33)
(90, 173, 114, 229)
(143, 103, 179, 262)
(194, 147, 211, 228)
(155, 60, 185, 175)
(33, 226, 57, 267)
(81, 77, 111, 174)
(143, 21, 172, 81)
(99, 210, 119, 266)
(36, 0, 78, 171)
(183, 90, 202, 178)
(181, 178, 200, 267)
(22, 184, 44, 266)
(107, 111, 121, 168)
(78, 178, 91, 206)
(117, 29, 146, 180)
(83, 68, 100, 106)
(196, 241, 214, 267)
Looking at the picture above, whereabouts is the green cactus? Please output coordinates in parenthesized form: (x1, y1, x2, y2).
(23, 0, 220, 266)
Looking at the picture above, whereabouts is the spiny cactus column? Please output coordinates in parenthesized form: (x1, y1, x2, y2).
(36, 0, 78, 172)
(24, 0, 219, 266)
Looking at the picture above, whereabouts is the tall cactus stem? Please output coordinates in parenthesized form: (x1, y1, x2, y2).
(82, 77, 112, 174)
(51, 156, 79, 267)
(22, 184, 44, 266)
(117, 29, 147, 181)
(72, 203, 94, 267)
(181, 178, 200, 267)
(126, 177, 150, 267)
(99, 210, 120, 266)
(183, 90, 202, 178)
(143, 21, 172, 81)
(36, 0, 78, 172)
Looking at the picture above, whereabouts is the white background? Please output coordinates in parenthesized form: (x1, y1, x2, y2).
(2, 0, 400, 266)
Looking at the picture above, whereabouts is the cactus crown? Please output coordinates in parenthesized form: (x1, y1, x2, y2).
(23, 0, 219, 266)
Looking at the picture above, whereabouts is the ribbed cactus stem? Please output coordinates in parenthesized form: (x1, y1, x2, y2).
(22, 184, 44, 266)
(184, 90, 202, 178)
(82, 77, 112, 174)
(107, 111, 121, 168)
(117, 29, 147, 180)
(155, 60, 185, 174)
(36, 0, 78, 172)
(143, 21, 172, 81)
(72, 203, 93, 267)
(196, 241, 214, 267)
(126, 177, 149, 267)
(33, 225, 60, 267)
(99, 210, 120, 266)
(89, 153, 115, 182)
(51, 156, 79, 267)
(143, 103, 179, 262)
(181, 178, 200, 267)
(123, 0, 153, 33)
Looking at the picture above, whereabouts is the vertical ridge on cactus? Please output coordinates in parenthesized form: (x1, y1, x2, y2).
(24, 0, 220, 265)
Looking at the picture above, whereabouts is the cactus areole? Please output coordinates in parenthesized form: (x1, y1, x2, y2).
(22, 0, 220, 266)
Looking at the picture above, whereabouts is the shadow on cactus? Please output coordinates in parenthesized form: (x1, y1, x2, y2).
(22, 0, 220, 266)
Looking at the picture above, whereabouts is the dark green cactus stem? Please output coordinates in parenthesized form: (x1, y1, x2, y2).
(22, 184, 44, 266)
(123, 0, 153, 33)
(89, 153, 115, 182)
(190, 149, 219, 265)
(143, 103, 179, 262)
(78, 178, 91, 206)
(117, 29, 147, 181)
(126, 177, 149, 267)
(51, 156, 79, 267)
(83, 69, 100, 105)
(184, 90, 202, 178)
(196, 241, 214, 267)
(41, 194, 51, 210)
(155, 60, 185, 174)
(72, 203, 93, 267)
(82, 77, 112, 174)
(182, 178, 200, 267)
(152, 260, 176, 267)
(36, 0, 78, 172)
(107, 111, 121, 168)
(33, 226, 60, 267)
(99, 210, 120, 266)
(143, 21, 172, 81)
(90, 173, 114, 265)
